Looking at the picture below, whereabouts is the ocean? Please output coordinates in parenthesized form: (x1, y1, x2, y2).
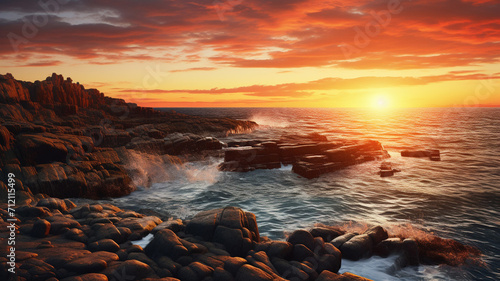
(107, 107, 500, 280)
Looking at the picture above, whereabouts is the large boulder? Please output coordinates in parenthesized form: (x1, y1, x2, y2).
(339, 234, 373, 261)
(185, 207, 260, 256)
(310, 227, 344, 242)
(287, 230, 315, 251)
(144, 229, 187, 260)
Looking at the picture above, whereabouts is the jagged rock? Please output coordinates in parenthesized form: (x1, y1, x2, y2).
(0, 73, 256, 201)
(0, 73, 31, 103)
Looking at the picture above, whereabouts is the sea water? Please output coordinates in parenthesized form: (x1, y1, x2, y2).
(113, 107, 500, 281)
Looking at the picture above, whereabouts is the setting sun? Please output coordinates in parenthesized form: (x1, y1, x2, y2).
(373, 95, 390, 109)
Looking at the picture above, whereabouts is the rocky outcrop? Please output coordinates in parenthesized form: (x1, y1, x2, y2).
(219, 136, 390, 178)
(0, 73, 257, 199)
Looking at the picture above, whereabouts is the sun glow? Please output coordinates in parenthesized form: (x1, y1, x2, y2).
(372, 95, 390, 109)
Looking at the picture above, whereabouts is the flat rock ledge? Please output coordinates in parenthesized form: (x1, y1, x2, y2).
(218, 136, 390, 179)
(0, 196, 480, 281)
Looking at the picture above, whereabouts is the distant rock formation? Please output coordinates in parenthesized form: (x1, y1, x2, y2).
(0, 73, 257, 200)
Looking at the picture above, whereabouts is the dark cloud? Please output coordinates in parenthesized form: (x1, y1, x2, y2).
(0, 0, 498, 69)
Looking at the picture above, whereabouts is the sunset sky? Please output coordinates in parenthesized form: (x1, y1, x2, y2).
(1, 0, 499, 108)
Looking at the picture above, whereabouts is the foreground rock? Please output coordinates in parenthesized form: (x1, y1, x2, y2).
(1, 196, 481, 281)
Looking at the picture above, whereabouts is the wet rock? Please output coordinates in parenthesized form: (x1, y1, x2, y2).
(331, 233, 356, 249)
(258, 241, 293, 260)
(287, 230, 315, 251)
(402, 238, 419, 266)
(373, 238, 402, 258)
(152, 218, 184, 234)
(316, 253, 342, 274)
(340, 234, 373, 261)
(401, 150, 431, 157)
(363, 226, 388, 246)
(292, 244, 315, 262)
(310, 227, 344, 242)
(316, 270, 372, 281)
(292, 160, 344, 179)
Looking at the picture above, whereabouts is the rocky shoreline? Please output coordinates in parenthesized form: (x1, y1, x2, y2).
(0, 73, 256, 200)
(0, 74, 481, 280)
(0, 196, 480, 281)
